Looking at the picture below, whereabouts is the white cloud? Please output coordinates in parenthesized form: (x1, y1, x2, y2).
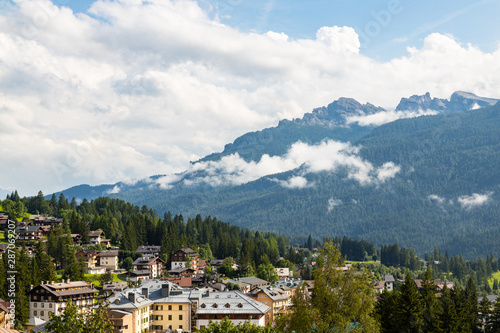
(346, 109, 439, 126)
(106, 185, 121, 194)
(0, 1, 499, 195)
(327, 198, 342, 212)
(428, 194, 445, 204)
(155, 140, 400, 188)
(273, 176, 311, 189)
(457, 192, 494, 210)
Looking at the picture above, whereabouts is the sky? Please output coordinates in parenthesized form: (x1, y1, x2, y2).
(0, 0, 500, 197)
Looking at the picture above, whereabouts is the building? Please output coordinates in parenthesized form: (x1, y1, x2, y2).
(97, 250, 119, 271)
(170, 248, 199, 270)
(224, 277, 270, 294)
(88, 230, 111, 246)
(275, 268, 291, 279)
(130, 256, 166, 281)
(75, 249, 106, 274)
(28, 281, 97, 323)
(196, 290, 270, 329)
(0, 214, 9, 231)
(136, 245, 161, 257)
(249, 287, 290, 324)
(14, 226, 43, 241)
(107, 279, 271, 332)
(107, 291, 153, 333)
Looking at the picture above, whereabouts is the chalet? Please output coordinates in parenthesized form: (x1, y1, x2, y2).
(130, 256, 166, 281)
(167, 267, 196, 278)
(224, 277, 270, 294)
(75, 249, 105, 274)
(14, 226, 42, 241)
(170, 248, 199, 270)
(31, 215, 63, 227)
(88, 230, 111, 247)
(28, 280, 97, 323)
(249, 287, 290, 324)
(97, 250, 119, 271)
(136, 245, 161, 257)
(164, 277, 193, 288)
(101, 282, 128, 298)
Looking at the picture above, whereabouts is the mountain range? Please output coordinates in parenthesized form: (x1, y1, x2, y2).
(51, 91, 500, 257)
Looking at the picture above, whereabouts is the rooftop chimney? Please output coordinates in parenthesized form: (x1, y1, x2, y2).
(142, 287, 149, 299)
(161, 284, 171, 297)
(128, 292, 136, 303)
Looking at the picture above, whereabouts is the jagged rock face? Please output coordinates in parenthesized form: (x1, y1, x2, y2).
(299, 97, 385, 126)
(448, 91, 498, 112)
(396, 92, 448, 111)
(396, 91, 498, 112)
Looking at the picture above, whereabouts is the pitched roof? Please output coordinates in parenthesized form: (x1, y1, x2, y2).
(197, 291, 270, 315)
(97, 250, 119, 257)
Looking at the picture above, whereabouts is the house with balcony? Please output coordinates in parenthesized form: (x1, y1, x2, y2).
(249, 286, 290, 324)
(14, 225, 42, 241)
(129, 256, 166, 281)
(27, 280, 97, 323)
(88, 230, 111, 247)
(170, 248, 199, 270)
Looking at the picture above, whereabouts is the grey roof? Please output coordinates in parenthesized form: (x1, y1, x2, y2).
(384, 275, 395, 283)
(237, 277, 269, 285)
(97, 250, 119, 257)
(136, 245, 161, 253)
(249, 287, 289, 301)
(133, 256, 163, 265)
(30, 321, 52, 333)
(197, 291, 270, 315)
(108, 291, 154, 310)
(25, 316, 46, 326)
(14, 226, 41, 233)
(124, 280, 194, 304)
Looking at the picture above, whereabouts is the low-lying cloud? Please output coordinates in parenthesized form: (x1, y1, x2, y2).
(458, 192, 494, 210)
(428, 192, 494, 210)
(156, 140, 401, 189)
(346, 109, 439, 126)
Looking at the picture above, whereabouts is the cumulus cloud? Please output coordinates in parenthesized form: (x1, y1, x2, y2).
(457, 192, 494, 210)
(155, 140, 400, 188)
(0, 1, 499, 195)
(327, 198, 342, 212)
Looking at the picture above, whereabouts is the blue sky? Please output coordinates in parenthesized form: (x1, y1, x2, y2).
(59, 0, 500, 61)
(1, 0, 500, 196)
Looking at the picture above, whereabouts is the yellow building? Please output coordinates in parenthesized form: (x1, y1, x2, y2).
(108, 290, 153, 333)
(249, 287, 290, 324)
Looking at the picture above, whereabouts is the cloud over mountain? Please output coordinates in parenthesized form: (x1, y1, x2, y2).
(1, 0, 500, 195)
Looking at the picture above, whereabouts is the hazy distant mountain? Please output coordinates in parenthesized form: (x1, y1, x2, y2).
(396, 91, 498, 112)
(51, 91, 500, 257)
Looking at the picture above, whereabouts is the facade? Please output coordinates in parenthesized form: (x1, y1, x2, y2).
(75, 249, 106, 274)
(14, 226, 42, 241)
(107, 279, 271, 333)
(130, 256, 166, 281)
(275, 268, 291, 279)
(170, 248, 199, 270)
(196, 290, 270, 329)
(88, 230, 111, 246)
(249, 287, 290, 324)
(136, 245, 161, 257)
(97, 250, 119, 271)
(28, 281, 97, 322)
(108, 291, 153, 333)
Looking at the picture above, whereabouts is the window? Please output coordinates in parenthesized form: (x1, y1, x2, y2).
(41, 311, 44, 316)
(34, 303, 37, 308)
(179, 325, 183, 329)
(168, 315, 172, 320)
(49, 303, 52, 308)
(168, 305, 172, 310)
(34, 311, 37, 316)
(49, 311, 52, 317)
(179, 315, 183, 320)
(179, 305, 182, 310)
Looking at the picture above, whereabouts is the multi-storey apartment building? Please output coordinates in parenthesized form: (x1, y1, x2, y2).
(28, 281, 97, 322)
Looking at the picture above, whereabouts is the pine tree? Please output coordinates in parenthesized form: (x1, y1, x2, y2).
(395, 274, 423, 333)
(421, 268, 443, 332)
(478, 294, 491, 333)
(375, 290, 399, 333)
